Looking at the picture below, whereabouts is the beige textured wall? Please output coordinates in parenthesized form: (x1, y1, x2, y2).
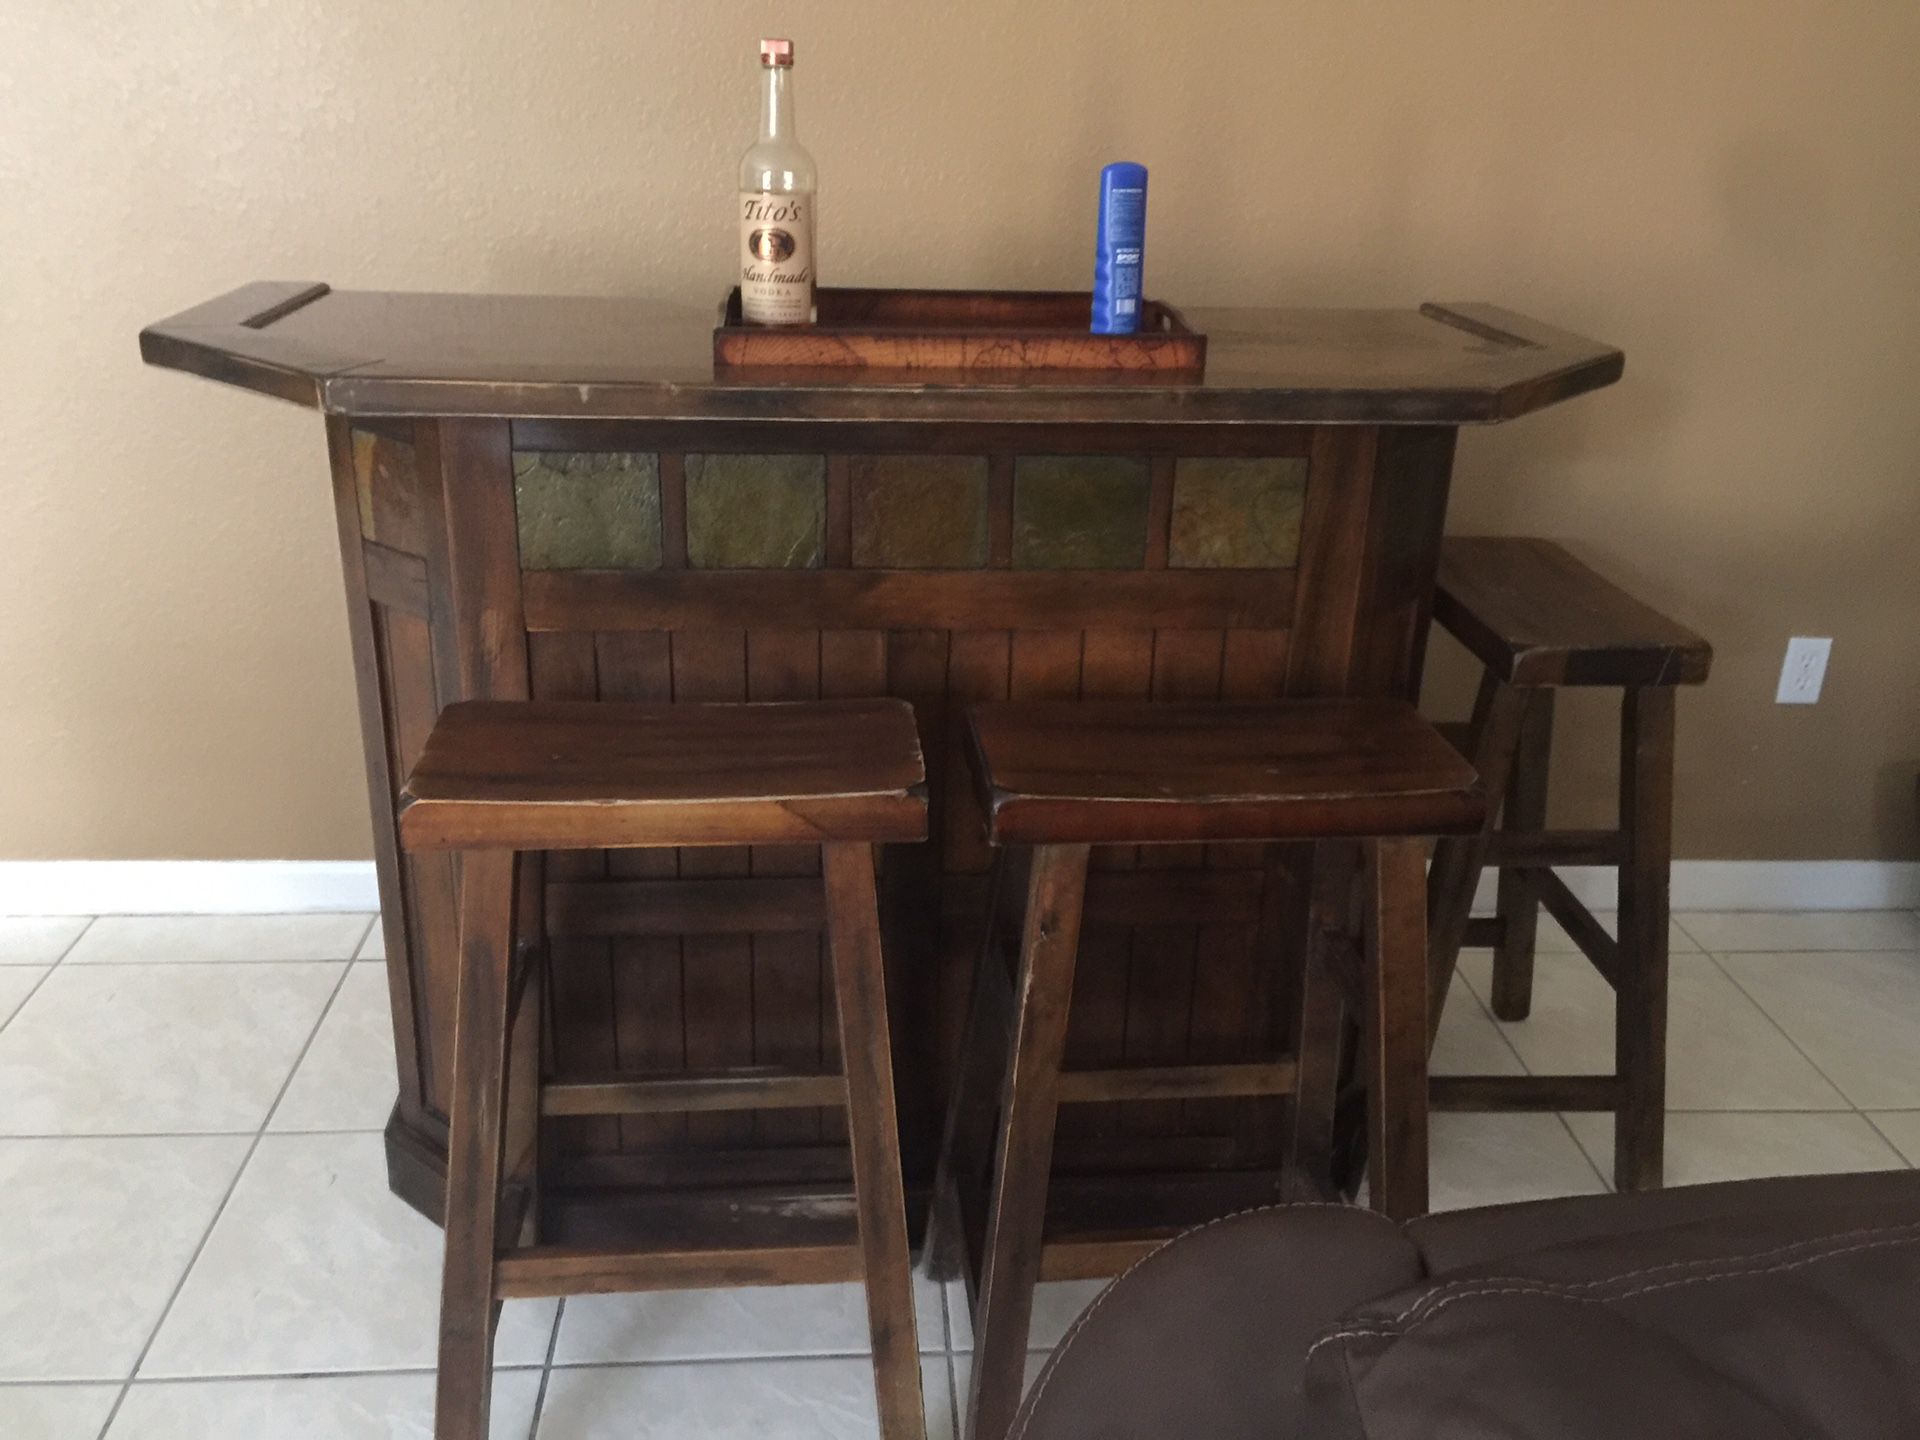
(3, 1, 1917, 861)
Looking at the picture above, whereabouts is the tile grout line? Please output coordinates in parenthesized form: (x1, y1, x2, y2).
(527, 1296, 567, 1440)
(1459, 948, 1612, 1198)
(1453, 946, 1615, 1193)
(0, 917, 94, 1034)
(93, 951, 360, 1439)
(1859, 1112, 1919, 1170)
(935, 1267, 958, 1440)
(1706, 949, 1913, 1168)
(1704, 950, 1867, 1111)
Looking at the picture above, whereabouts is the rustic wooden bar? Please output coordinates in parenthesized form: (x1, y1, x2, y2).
(140, 283, 1621, 1249)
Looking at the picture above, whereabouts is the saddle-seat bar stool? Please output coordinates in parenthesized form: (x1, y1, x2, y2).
(1424, 536, 1712, 1192)
(933, 698, 1486, 1440)
(396, 697, 931, 1440)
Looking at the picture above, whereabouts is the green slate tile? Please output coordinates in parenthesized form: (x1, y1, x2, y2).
(513, 451, 661, 570)
(351, 428, 423, 546)
(1012, 456, 1151, 569)
(1169, 457, 1307, 569)
(685, 454, 826, 569)
(851, 455, 990, 568)
(350, 430, 379, 537)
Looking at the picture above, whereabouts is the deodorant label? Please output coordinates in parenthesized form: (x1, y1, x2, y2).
(740, 192, 814, 325)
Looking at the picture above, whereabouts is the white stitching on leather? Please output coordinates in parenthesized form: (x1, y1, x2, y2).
(1386, 1216, 1920, 1329)
(1302, 1224, 1920, 1369)
(1007, 1201, 1385, 1440)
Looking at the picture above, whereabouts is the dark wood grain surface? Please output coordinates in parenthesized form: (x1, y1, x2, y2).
(968, 699, 1486, 845)
(137, 283, 1624, 1238)
(713, 287, 1207, 374)
(399, 699, 928, 850)
(141, 283, 1622, 425)
(1436, 537, 1712, 687)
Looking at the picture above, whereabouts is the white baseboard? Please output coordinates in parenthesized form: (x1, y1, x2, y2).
(1471, 861, 1920, 914)
(0, 859, 1914, 917)
(0, 861, 381, 916)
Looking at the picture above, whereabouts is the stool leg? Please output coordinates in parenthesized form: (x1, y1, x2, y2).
(436, 849, 519, 1440)
(1490, 689, 1555, 1021)
(823, 843, 927, 1440)
(928, 848, 1029, 1287)
(1287, 842, 1357, 1197)
(965, 843, 1091, 1440)
(1365, 838, 1431, 1221)
(1615, 686, 1674, 1191)
(1425, 673, 1529, 1047)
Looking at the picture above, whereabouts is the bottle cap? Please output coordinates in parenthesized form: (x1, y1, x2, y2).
(760, 38, 794, 67)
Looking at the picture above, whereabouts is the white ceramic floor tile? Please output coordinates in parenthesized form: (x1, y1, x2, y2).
(1429, 983, 1525, 1077)
(1867, 1113, 1920, 1166)
(142, 1132, 556, 1377)
(1718, 952, 1920, 1108)
(271, 964, 398, 1132)
(1564, 1111, 1907, 1187)
(1679, 910, 1920, 953)
(556, 1270, 944, 1364)
(539, 1355, 951, 1440)
(557, 1282, 888, 1363)
(0, 1136, 250, 1381)
(0, 1384, 123, 1437)
(65, 913, 374, 964)
(106, 1369, 542, 1440)
(1454, 952, 1848, 1110)
(946, 1278, 1104, 1353)
(1428, 1112, 1608, 1213)
(0, 916, 89, 965)
(356, 919, 388, 961)
(0, 967, 48, 1029)
(0, 962, 343, 1134)
(914, 1268, 946, 1352)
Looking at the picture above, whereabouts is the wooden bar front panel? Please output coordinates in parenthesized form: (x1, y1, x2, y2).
(330, 417, 1457, 1212)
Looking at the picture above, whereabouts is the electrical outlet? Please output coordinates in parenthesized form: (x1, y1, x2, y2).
(1776, 637, 1832, 704)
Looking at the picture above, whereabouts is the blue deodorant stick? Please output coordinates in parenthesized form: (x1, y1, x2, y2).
(1091, 162, 1148, 334)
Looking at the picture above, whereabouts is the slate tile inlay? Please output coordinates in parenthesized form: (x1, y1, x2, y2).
(1012, 455, 1151, 569)
(513, 451, 662, 570)
(1170, 456, 1307, 568)
(350, 429, 421, 547)
(686, 453, 826, 569)
(851, 454, 990, 568)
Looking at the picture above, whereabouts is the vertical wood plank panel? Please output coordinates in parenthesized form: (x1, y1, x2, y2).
(324, 420, 429, 1125)
(1286, 426, 1382, 697)
(886, 627, 952, 1174)
(748, 629, 828, 1146)
(1066, 629, 1154, 1143)
(528, 631, 623, 1155)
(593, 631, 685, 1152)
(670, 629, 755, 1147)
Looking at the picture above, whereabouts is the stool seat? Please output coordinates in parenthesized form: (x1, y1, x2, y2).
(968, 699, 1485, 845)
(398, 698, 927, 851)
(1436, 537, 1712, 688)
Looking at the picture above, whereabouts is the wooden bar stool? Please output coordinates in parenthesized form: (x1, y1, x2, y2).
(397, 698, 931, 1440)
(934, 699, 1484, 1440)
(1424, 537, 1711, 1192)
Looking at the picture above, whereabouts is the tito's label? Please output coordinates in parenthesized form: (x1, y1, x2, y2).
(739, 191, 814, 325)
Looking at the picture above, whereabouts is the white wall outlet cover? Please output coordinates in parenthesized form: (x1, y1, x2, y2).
(1776, 637, 1832, 704)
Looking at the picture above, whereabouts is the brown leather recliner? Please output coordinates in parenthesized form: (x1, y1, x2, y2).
(1009, 1170, 1920, 1440)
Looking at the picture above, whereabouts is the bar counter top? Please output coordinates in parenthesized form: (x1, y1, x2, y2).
(141, 282, 1622, 427)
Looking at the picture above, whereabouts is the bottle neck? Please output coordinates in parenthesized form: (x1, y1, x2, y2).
(760, 64, 796, 141)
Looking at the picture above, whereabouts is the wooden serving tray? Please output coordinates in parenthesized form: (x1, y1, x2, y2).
(713, 286, 1206, 375)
